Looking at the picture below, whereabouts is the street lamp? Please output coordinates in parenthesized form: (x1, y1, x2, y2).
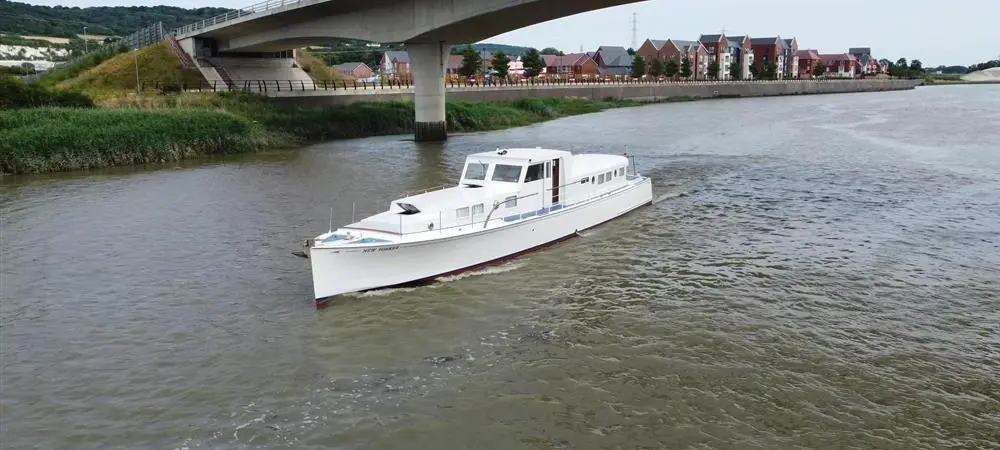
(83, 26, 88, 53)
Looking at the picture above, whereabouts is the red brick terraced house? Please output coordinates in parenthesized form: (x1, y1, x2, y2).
(542, 53, 599, 77)
(795, 49, 822, 78)
(334, 62, 376, 79)
(636, 38, 669, 68)
(818, 53, 858, 78)
(751, 36, 796, 78)
(698, 33, 730, 79)
(636, 38, 709, 79)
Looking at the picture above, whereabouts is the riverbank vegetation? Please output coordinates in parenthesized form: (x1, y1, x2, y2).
(1, 93, 644, 174)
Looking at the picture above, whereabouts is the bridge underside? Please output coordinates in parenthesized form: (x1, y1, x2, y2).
(178, 0, 646, 140)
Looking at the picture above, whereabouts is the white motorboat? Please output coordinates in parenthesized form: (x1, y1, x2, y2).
(304, 147, 653, 304)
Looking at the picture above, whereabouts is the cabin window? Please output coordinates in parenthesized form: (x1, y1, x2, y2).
(504, 195, 518, 208)
(598, 174, 605, 184)
(545, 162, 551, 178)
(492, 164, 523, 182)
(606, 171, 612, 180)
(581, 178, 588, 184)
(619, 167, 625, 176)
(590, 176, 595, 183)
(472, 203, 485, 215)
(456, 207, 470, 218)
(525, 163, 544, 182)
(464, 162, 488, 180)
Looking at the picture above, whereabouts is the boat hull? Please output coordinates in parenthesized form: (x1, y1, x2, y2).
(310, 177, 653, 303)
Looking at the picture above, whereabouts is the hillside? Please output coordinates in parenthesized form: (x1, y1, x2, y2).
(0, 0, 232, 38)
(56, 40, 203, 95)
(456, 43, 531, 56)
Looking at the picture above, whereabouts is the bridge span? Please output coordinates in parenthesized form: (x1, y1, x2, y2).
(172, 0, 647, 141)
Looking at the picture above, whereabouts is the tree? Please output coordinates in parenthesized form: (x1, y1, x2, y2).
(761, 60, 778, 79)
(813, 61, 826, 77)
(749, 63, 760, 79)
(540, 47, 563, 56)
(664, 59, 679, 78)
(909, 59, 924, 76)
(729, 61, 742, 80)
(457, 46, 483, 77)
(626, 48, 636, 56)
(890, 58, 909, 78)
(707, 60, 720, 80)
(491, 51, 511, 79)
(630, 55, 646, 78)
(522, 48, 544, 77)
(649, 58, 664, 77)
(680, 56, 692, 79)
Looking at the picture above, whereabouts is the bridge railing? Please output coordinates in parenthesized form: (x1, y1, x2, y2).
(173, 0, 307, 36)
(146, 76, 901, 94)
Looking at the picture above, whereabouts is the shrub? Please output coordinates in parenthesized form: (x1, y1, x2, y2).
(0, 76, 94, 109)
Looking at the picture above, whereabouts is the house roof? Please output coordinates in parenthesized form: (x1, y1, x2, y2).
(751, 37, 780, 46)
(727, 35, 750, 46)
(671, 39, 704, 53)
(819, 53, 858, 63)
(646, 39, 668, 50)
(599, 66, 631, 75)
(699, 34, 724, 44)
(849, 47, 872, 55)
(594, 46, 631, 67)
(334, 62, 368, 72)
(796, 49, 821, 60)
(384, 50, 409, 63)
(447, 54, 463, 70)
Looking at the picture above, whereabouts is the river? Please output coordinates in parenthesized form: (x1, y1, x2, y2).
(2, 85, 998, 449)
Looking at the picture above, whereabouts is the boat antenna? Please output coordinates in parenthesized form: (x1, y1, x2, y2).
(328, 207, 334, 233)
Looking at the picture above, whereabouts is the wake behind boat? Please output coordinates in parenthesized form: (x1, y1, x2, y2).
(304, 147, 653, 304)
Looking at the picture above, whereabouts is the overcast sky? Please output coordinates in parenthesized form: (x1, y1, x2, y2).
(27, 0, 1000, 66)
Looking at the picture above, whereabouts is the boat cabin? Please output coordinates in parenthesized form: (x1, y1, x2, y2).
(346, 147, 632, 237)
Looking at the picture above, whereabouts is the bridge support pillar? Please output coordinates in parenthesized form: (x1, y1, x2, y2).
(408, 42, 449, 141)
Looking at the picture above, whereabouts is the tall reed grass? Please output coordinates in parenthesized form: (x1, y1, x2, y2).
(1, 95, 643, 174)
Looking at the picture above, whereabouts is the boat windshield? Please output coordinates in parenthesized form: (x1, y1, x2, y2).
(464, 162, 488, 180)
(492, 164, 523, 182)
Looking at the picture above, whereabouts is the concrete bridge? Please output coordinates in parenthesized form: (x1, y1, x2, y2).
(172, 0, 647, 141)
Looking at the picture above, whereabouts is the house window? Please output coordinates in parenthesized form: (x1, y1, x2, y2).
(504, 195, 517, 208)
(598, 174, 605, 184)
(472, 203, 485, 215)
(524, 163, 544, 182)
(456, 207, 470, 218)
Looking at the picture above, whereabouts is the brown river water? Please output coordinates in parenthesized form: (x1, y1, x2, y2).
(1, 85, 998, 449)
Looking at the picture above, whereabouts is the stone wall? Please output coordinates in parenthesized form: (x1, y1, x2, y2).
(268, 79, 923, 108)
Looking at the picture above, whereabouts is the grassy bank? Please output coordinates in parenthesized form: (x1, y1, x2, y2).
(1, 95, 644, 174)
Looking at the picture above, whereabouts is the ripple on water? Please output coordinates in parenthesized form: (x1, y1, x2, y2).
(2, 86, 999, 450)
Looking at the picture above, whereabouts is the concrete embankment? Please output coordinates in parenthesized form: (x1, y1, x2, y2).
(269, 79, 923, 108)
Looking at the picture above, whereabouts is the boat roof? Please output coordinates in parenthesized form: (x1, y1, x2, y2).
(467, 147, 573, 162)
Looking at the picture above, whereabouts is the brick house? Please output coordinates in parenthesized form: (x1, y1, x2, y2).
(751, 36, 796, 78)
(726, 35, 754, 80)
(380, 50, 409, 76)
(334, 62, 375, 79)
(542, 53, 599, 76)
(783, 38, 799, 78)
(818, 53, 857, 78)
(795, 49, 821, 78)
(636, 38, 668, 67)
(636, 38, 709, 79)
(699, 34, 730, 79)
